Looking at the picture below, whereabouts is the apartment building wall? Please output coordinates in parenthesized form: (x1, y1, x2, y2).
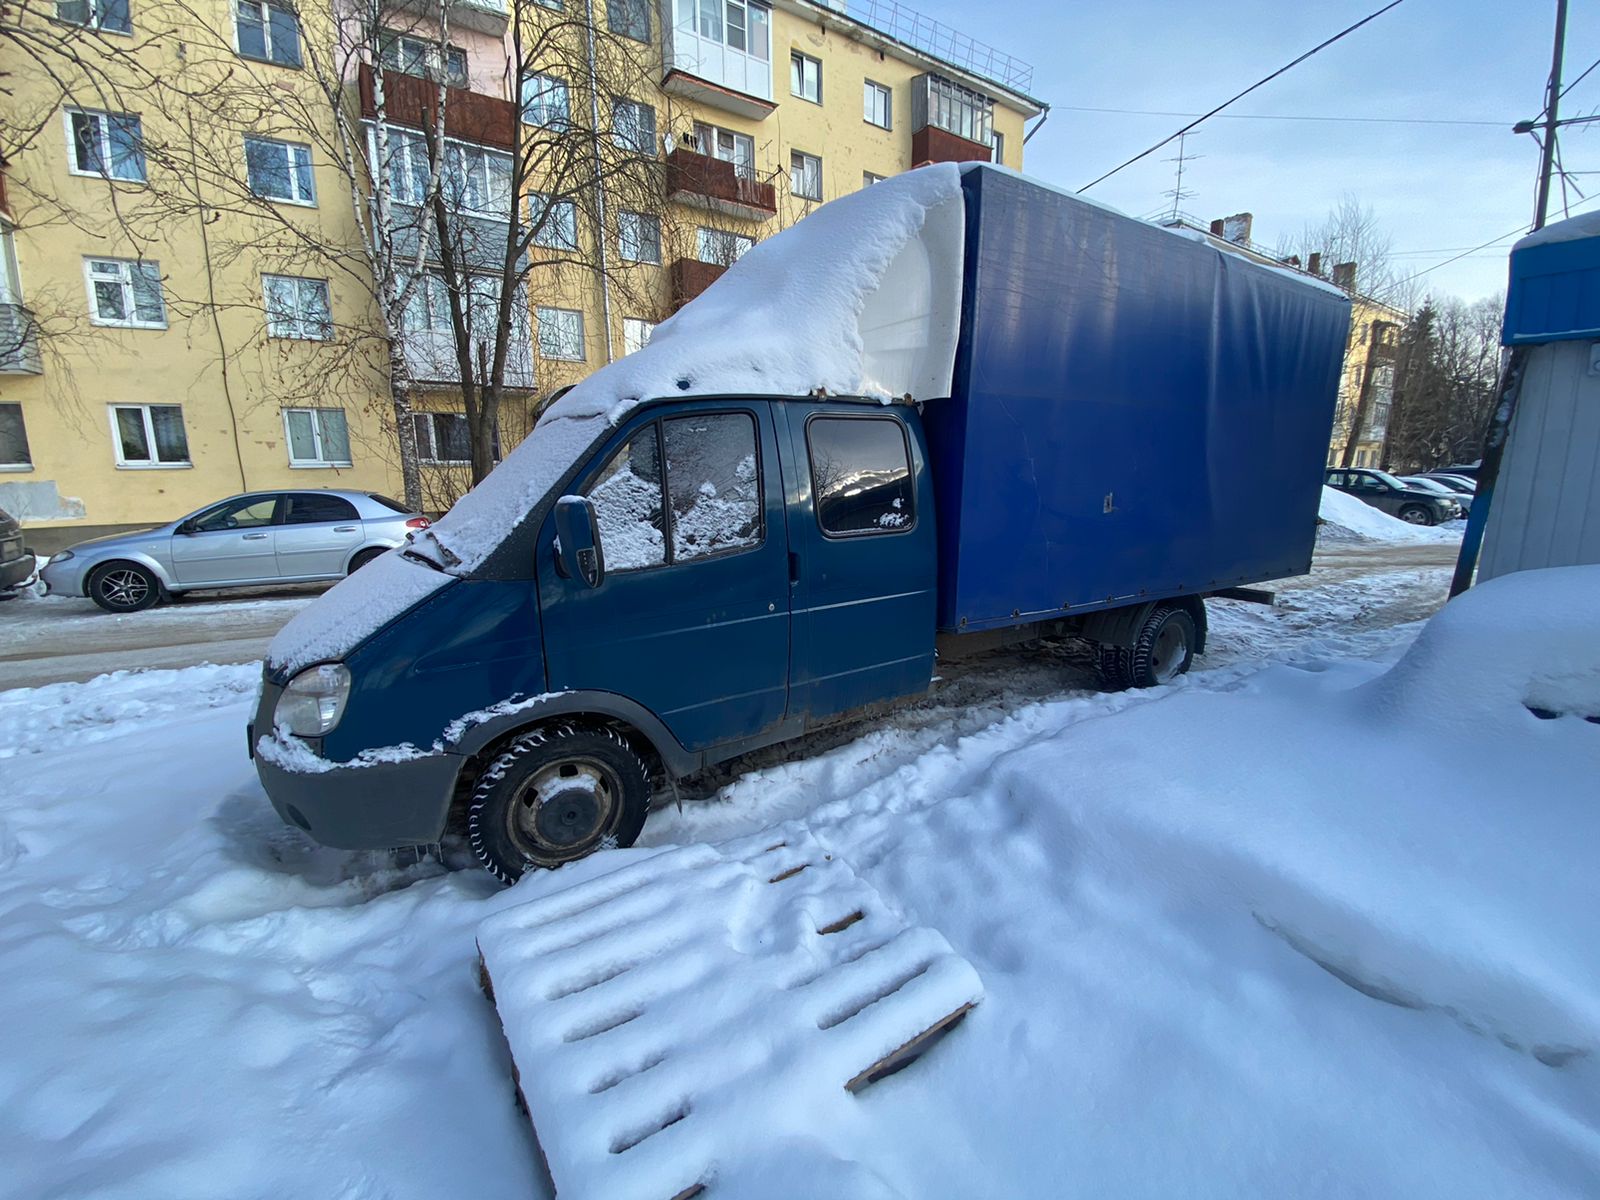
(1327, 297, 1403, 467)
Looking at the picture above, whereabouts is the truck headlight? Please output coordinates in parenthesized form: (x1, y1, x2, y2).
(274, 664, 351, 737)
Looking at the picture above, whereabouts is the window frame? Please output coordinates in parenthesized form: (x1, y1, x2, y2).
(263, 273, 332, 341)
(528, 192, 579, 251)
(804, 411, 917, 540)
(409, 411, 472, 465)
(522, 72, 571, 128)
(611, 97, 657, 155)
(65, 109, 146, 182)
(617, 210, 661, 264)
(581, 407, 766, 575)
(0, 402, 31, 471)
(378, 28, 467, 87)
(696, 226, 753, 266)
(789, 149, 822, 201)
(536, 306, 586, 361)
(55, 0, 130, 35)
(862, 171, 885, 188)
(790, 50, 821, 104)
(864, 80, 892, 130)
(605, 0, 649, 42)
(108, 403, 190, 468)
(991, 130, 1005, 165)
(234, 0, 302, 67)
(84, 256, 166, 329)
(622, 316, 655, 355)
(282, 407, 352, 468)
(244, 135, 317, 206)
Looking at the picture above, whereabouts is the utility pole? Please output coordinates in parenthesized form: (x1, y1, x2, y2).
(1532, 0, 1569, 231)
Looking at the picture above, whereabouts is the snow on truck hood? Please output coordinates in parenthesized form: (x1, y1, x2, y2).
(266, 165, 966, 674)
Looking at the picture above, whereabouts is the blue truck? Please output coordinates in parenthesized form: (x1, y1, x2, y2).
(251, 167, 1350, 883)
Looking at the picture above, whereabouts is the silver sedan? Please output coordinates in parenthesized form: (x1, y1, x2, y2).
(40, 490, 430, 613)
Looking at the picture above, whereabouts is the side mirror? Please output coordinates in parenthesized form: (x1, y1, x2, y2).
(176, 519, 196, 536)
(554, 495, 604, 588)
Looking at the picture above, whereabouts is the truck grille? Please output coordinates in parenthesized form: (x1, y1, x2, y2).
(1, 536, 22, 562)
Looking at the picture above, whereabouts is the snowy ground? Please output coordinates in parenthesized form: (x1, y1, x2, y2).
(6, 537, 1599, 1199)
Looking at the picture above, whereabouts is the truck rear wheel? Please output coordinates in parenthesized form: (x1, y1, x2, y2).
(1096, 604, 1197, 690)
(467, 723, 651, 885)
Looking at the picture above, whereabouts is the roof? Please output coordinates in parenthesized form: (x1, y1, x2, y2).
(1504, 214, 1600, 345)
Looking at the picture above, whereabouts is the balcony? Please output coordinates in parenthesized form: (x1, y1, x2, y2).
(0, 303, 42, 375)
(402, 330, 534, 390)
(910, 124, 992, 167)
(357, 63, 516, 150)
(670, 258, 728, 311)
(665, 148, 776, 222)
(390, 0, 507, 36)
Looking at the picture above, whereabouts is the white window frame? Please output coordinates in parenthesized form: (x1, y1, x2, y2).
(862, 171, 885, 188)
(522, 73, 571, 127)
(245, 136, 317, 205)
(0, 402, 31, 472)
(263, 273, 332, 340)
(617, 211, 661, 264)
(790, 51, 821, 103)
(55, 0, 130, 34)
(622, 317, 655, 356)
(692, 122, 755, 179)
(612, 98, 656, 155)
(84, 257, 166, 329)
(790, 150, 821, 202)
(234, 0, 302, 67)
(442, 141, 512, 218)
(409, 411, 471, 464)
(282, 407, 351, 467)
(108, 403, 190, 468)
(536, 306, 585, 361)
(65, 109, 146, 182)
(696, 226, 753, 266)
(864, 80, 891, 130)
(689, 0, 769, 62)
(991, 130, 1005, 165)
(528, 193, 579, 251)
(379, 29, 468, 87)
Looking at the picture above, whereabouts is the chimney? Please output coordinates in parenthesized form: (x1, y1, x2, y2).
(1308, 252, 1323, 276)
(1285, 254, 1302, 269)
(1221, 212, 1253, 245)
(1209, 218, 1225, 237)
(1332, 261, 1357, 292)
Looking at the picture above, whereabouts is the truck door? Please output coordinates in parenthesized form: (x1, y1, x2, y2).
(778, 403, 937, 721)
(538, 402, 790, 752)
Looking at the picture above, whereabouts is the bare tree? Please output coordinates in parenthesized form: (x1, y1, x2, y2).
(1382, 295, 1504, 471)
(1278, 193, 1418, 310)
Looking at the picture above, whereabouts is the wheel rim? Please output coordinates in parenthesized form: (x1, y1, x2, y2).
(1151, 621, 1189, 682)
(100, 568, 150, 608)
(506, 757, 621, 862)
(1400, 508, 1428, 525)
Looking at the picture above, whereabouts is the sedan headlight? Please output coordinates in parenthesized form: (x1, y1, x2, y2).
(48, 550, 75, 564)
(274, 664, 352, 737)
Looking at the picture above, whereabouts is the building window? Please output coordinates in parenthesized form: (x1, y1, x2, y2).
(790, 51, 821, 103)
(536, 306, 585, 360)
(67, 111, 145, 182)
(409, 411, 471, 463)
(522, 73, 570, 128)
(85, 257, 165, 328)
(915, 74, 994, 146)
(283, 407, 351, 466)
(612, 98, 656, 155)
(692, 123, 754, 178)
(0, 404, 30, 469)
(443, 142, 512, 217)
(618, 211, 661, 264)
(529, 194, 579, 251)
(110, 404, 189, 466)
(696, 226, 753, 266)
(990, 130, 1005, 165)
(534, 0, 562, 7)
(56, 0, 129, 33)
(378, 127, 430, 205)
(864, 80, 891, 129)
(245, 136, 316, 204)
(789, 150, 821, 201)
(862, 171, 885, 187)
(263, 274, 332, 340)
(236, 1, 301, 67)
(807, 416, 914, 536)
(606, 0, 649, 41)
(689, 0, 769, 61)
(622, 317, 655, 355)
(380, 30, 467, 87)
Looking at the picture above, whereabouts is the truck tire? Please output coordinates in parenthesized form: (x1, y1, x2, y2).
(87, 561, 162, 613)
(1397, 503, 1434, 526)
(467, 723, 651, 885)
(1096, 604, 1196, 690)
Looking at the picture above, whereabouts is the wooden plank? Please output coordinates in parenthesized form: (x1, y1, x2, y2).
(845, 1003, 975, 1094)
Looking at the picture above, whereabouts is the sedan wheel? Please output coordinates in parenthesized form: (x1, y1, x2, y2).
(88, 562, 162, 613)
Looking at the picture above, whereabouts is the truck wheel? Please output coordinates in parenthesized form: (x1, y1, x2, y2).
(468, 723, 650, 885)
(88, 562, 161, 613)
(1398, 504, 1434, 526)
(1097, 604, 1196, 690)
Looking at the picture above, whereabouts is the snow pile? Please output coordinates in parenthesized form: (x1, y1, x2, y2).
(1513, 209, 1600, 251)
(1317, 484, 1460, 543)
(477, 828, 981, 1200)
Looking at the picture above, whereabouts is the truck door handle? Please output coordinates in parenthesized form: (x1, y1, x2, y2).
(789, 552, 801, 584)
(333, 525, 357, 532)
(243, 533, 268, 540)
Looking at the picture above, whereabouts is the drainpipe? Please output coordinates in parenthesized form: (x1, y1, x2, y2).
(584, 0, 616, 364)
(1023, 103, 1050, 145)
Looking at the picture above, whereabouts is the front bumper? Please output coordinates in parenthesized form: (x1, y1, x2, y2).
(38, 558, 87, 597)
(0, 554, 35, 592)
(252, 730, 464, 850)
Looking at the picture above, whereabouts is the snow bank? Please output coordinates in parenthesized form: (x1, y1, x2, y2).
(1317, 484, 1460, 543)
(1513, 208, 1600, 251)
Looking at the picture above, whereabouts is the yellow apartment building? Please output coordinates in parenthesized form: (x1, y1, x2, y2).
(1, 0, 1044, 552)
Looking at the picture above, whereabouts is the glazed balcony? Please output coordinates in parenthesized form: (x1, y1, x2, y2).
(389, 0, 507, 36)
(357, 63, 516, 150)
(670, 258, 728, 310)
(665, 147, 777, 222)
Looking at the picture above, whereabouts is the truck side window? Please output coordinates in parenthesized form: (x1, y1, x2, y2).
(663, 412, 762, 561)
(807, 416, 914, 536)
(585, 426, 667, 571)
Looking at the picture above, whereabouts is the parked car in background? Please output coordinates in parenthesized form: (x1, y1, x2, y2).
(1420, 472, 1478, 493)
(1400, 476, 1470, 516)
(40, 491, 428, 613)
(1, 508, 37, 598)
(1438, 463, 1481, 481)
(1324, 468, 1455, 526)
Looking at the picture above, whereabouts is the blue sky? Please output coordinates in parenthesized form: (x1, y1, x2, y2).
(907, 0, 1595, 303)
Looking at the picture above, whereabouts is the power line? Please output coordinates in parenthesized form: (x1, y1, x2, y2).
(1057, 104, 1504, 129)
(1407, 193, 1600, 281)
(1078, 0, 1409, 193)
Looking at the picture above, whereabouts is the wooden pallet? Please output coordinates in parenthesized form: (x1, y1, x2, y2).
(475, 829, 983, 1200)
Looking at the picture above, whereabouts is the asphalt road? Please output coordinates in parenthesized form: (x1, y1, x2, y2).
(0, 538, 1466, 692)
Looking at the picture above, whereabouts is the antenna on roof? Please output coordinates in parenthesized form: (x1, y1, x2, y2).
(1161, 131, 1202, 223)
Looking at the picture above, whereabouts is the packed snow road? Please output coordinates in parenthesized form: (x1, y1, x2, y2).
(6, 538, 1598, 1199)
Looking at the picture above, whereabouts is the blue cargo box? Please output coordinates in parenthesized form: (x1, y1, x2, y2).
(923, 167, 1351, 634)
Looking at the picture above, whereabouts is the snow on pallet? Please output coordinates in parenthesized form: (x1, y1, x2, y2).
(475, 828, 983, 1200)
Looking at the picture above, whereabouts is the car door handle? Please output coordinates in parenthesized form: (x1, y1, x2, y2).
(243, 533, 269, 540)
(333, 525, 357, 532)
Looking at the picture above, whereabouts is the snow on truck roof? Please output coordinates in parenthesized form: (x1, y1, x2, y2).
(267, 163, 1344, 674)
